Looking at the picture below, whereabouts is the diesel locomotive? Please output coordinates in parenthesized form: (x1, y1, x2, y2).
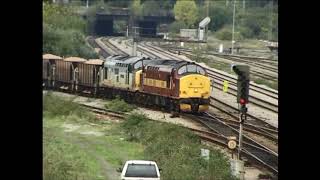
(43, 54, 211, 113)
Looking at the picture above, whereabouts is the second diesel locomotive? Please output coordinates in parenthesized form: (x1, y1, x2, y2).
(43, 54, 211, 113)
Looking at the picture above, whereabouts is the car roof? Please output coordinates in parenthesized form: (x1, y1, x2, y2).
(126, 160, 157, 165)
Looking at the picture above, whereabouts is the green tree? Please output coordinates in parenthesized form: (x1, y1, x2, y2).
(141, 0, 161, 16)
(43, 2, 98, 59)
(173, 0, 198, 28)
(131, 0, 142, 16)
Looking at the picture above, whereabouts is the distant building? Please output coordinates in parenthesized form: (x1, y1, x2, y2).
(52, 0, 69, 4)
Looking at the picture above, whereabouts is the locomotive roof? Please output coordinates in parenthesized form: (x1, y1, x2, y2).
(104, 55, 150, 67)
(144, 59, 189, 72)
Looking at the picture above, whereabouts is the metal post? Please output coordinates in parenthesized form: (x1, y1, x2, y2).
(237, 105, 246, 159)
(231, 0, 236, 54)
(269, 0, 273, 41)
(86, 0, 89, 8)
(132, 27, 137, 56)
(126, 26, 129, 37)
(243, 0, 245, 11)
(206, 0, 209, 41)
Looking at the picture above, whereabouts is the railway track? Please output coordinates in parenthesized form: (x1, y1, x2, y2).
(167, 48, 278, 82)
(210, 97, 278, 135)
(163, 46, 278, 65)
(99, 37, 128, 56)
(94, 36, 278, 127)
(87, 36, 111, 57)
(187, 113, 278, 175)
(138, 41, 278, 111)
(114, 38, 278, 118)
(78, 100, 278, 176)
(142, 41, 278, 94)
(210, 76, 278, 113)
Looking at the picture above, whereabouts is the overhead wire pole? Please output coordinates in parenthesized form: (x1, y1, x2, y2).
(231, 0, 236, 54)
(243, 0, 245, 11)
(205, 0, 209, 41)
(269, 0, 274, 41)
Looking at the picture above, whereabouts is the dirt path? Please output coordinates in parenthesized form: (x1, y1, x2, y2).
(64, 133, 121, 180)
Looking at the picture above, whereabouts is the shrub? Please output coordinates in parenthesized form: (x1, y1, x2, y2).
(121, 113, 237, 180)
(43, 2, 98, 59)
(215, 26, 243, 41)
(43, 92, 91, 119)
(168, 21, 187, 34)
(215, 27, 232, 40)
(43, 128, 97, 180)
(104, 96, 135, 112)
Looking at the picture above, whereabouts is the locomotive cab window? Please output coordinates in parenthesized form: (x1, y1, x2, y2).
(178, 66, 187, 75)
(115, 68, 119, 75)
(178, 64, 205, 75)
(134, 61, 142, 70)
(196, 66, 205, 75)
(104, 67, 108, 79)
(186, 64, 197, 72)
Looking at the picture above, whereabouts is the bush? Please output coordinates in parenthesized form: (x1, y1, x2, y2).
(43, 2, 98, 59)
(121, 113, 237, 180)
(43, 24, 98, 59)
(43, 128, 97, 180)
(168, 21, 187, 34)
(113, 20, 127, 33)
(104, 96, 135, 112)
(215, 26, 243, 41)
(43, 92, 91, 119)
(215, 27, 232, 41)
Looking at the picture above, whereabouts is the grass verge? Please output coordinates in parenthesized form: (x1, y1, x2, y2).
(105, 96, 136, 112)
(121, 113, 237, 180)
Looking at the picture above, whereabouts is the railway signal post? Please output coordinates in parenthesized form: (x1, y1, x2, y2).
(232, 64, 250, 180)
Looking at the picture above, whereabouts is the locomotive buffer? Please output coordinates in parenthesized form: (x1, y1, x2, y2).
(231, 64, 250, 180)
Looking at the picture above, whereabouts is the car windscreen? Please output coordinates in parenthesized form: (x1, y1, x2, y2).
(125, 164, 158, 178)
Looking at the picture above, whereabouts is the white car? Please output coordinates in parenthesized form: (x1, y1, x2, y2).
(119, 160, 161, 180)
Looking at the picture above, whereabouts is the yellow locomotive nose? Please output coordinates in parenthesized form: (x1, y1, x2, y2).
(179, 74, 211, 99)
(179, 74, 211, 112)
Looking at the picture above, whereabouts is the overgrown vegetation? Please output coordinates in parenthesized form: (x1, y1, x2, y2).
(43, 92, 237, 179)
(252, 77, 278, 90)
(121, 113, 237, 180)
(43, 92, 94, 120)
(43, 127, 100, 180)
(66, 0, 277, 42)
(215, 26, 243, 41)
(104, 96, 136, 112)
(43, 93, 102, 180)
(173, 0, 198, 28)
(198, 0, 278, 41)
(43, 2, 98, 58)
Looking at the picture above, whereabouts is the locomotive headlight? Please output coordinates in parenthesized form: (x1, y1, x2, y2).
(194, 89, 198, 93)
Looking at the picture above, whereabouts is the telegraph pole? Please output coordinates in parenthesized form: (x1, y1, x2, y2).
(231, 0, 236, 54)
